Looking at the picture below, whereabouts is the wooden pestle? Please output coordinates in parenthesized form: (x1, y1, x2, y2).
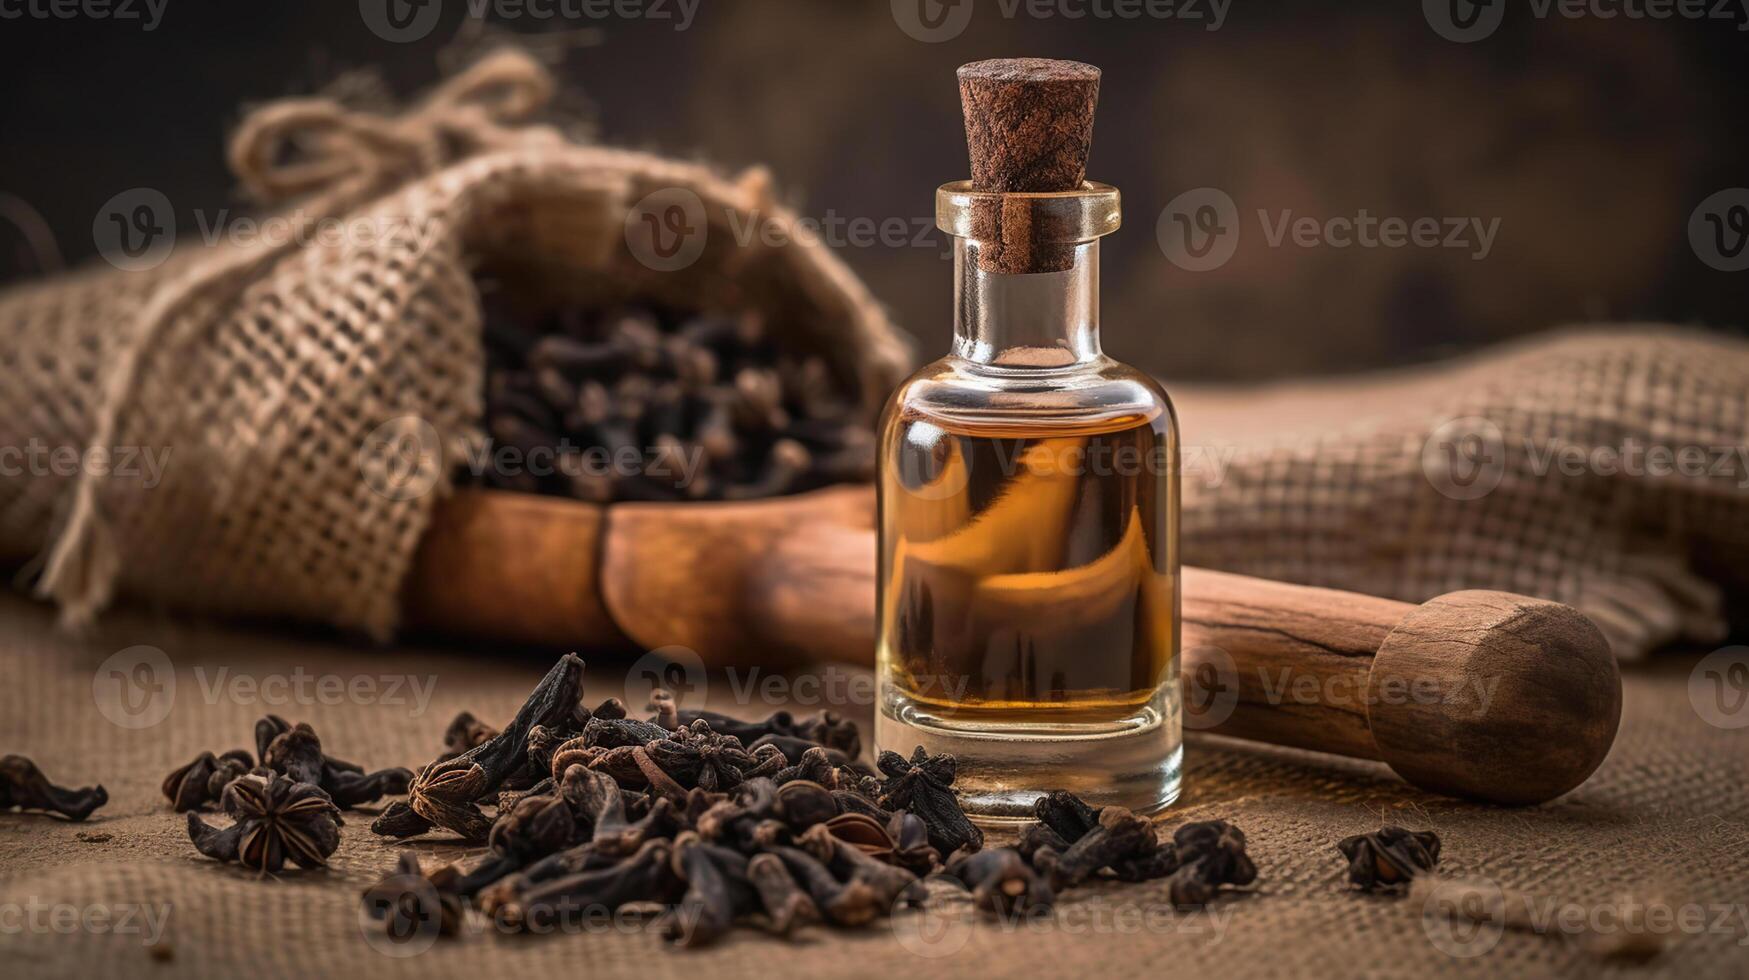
(759, 523, 1621, 807)
(410, 487, 1621, 806)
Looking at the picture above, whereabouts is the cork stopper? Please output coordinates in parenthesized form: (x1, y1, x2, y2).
(955, 58, 1101, 273)
(958, 58, 1100, 193)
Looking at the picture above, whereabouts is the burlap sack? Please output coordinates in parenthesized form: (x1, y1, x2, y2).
(1179, 326, 1749, 659)
(0, 50, 911, 640)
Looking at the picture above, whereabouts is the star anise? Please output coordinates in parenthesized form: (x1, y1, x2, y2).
(1166, 820, 1257, 906)
(187, 773, 342, 873)
(875, 747, 982, 855)
(1337, 826, 1441, 891)
(645, 720, 762, 792)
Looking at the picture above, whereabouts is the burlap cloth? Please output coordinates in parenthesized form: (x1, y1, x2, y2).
(1, 592, 1744, 978)
(1175, 326, 1749, 661)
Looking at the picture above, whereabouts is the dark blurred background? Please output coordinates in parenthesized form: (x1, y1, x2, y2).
(0, 0, 1743, 380)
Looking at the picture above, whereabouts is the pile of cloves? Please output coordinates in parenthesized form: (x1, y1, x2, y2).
(357, 654, 1259, 949)
(473, 295, 875, 503)
(1009, 790, 1258, 909)
(163, 714, 412, 873)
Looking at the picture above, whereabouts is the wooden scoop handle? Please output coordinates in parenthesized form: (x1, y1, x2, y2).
(753, 526, 1621, 806)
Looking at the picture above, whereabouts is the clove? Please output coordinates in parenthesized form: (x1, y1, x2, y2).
(1, 755, 108, 821)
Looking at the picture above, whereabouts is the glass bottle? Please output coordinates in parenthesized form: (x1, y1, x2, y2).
(875, 180, 1182, 820)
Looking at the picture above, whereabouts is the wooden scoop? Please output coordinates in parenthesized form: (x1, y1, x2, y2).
(406, 486, 1621, 805)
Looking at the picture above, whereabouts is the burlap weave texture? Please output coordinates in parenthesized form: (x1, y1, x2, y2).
(0, 594, 1743, 978)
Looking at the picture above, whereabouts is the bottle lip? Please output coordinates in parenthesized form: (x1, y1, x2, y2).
(935, 180, 1122, 243)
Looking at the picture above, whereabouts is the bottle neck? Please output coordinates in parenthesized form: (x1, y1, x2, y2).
(952, 238, 1102, 368)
